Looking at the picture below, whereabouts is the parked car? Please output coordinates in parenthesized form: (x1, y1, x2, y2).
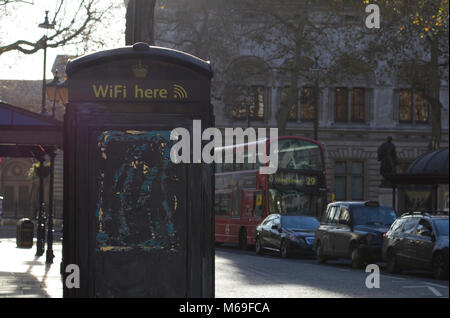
(254, 214, 320, 258)
(382, 211, 449, 280)
(315, 201, 397, 268)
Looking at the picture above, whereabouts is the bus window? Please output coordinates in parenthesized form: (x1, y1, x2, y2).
(242, 191, 253, 216)
(215, 163, 222, 173)
(243, 150, 256, 170)
(223, 163, 233, 172)
(277, 139, 323, 171)
(252, 191, 265, 218)
(215, 192, 231, 216)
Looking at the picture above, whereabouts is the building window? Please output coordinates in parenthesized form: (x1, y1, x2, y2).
(231, 85, 266, 120)
(334, 87, 367, 123)
(415, 91, 430, 123)
(351, 88, 365, 122)
(281, 87, 298, 121)
(334, 87, 348, 122)
(300, 87, 315, 121)
(398, 89, 429, 123)
(281, 86, 315, 122)
(334, 161, 347, 200)
(399, 89, 413, 122)
(334, 160, 365, 201)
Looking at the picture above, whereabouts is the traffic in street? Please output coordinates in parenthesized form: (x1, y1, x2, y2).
(215, 245, 449, 298)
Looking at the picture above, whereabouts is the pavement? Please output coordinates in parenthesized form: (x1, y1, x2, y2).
(0, 225, 63, 298)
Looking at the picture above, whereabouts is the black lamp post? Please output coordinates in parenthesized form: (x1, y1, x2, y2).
(310, 57, 327, 141)
(46, 150, 56, 264)
(39, 11, 55, 117)
(35, 156, 46, 257)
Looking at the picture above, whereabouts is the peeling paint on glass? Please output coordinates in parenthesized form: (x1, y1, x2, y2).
(95, 130, 179, 253)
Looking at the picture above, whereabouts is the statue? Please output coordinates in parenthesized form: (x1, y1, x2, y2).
(377, 136, 398, 187)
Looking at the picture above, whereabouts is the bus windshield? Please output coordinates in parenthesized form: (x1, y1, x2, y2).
(276, 138, 323, 171)
(268, 188, 325, 218)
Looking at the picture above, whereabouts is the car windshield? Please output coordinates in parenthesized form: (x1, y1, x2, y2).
(351, 206, 397, 226)
(434, 218, 449, 237)
(281, 216, 320, 230)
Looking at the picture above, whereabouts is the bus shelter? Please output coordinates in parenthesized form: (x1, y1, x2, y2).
(0, 101, 63, 261)
(385, 148, 449, 213)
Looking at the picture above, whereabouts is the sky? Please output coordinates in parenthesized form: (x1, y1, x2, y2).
(0, 0, 126, 80)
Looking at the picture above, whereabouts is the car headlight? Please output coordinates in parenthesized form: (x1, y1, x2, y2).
(289, 235, 306, 245)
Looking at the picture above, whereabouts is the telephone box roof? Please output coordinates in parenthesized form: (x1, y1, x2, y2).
(66, 43, 213, 78)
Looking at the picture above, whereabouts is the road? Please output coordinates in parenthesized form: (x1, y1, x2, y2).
(215, 246, 449, 298)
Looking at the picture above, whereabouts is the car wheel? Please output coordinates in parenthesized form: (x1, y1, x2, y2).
(351, 245, 364, 269)
(386, 248, 401, 274)
(316, 241, 327, 264)
(238, 228, 248, 250)
(255, 237, 263, 255)
(432, 252, 449, 280)
(280, 240, 290, 258)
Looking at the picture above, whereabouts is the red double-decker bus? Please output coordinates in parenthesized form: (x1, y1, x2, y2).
(214, 136, 328, 249)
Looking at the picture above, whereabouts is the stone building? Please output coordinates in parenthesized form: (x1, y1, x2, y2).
(154, 0, 449, 210)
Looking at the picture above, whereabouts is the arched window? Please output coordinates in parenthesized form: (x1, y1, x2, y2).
(224, 57, 272, 122)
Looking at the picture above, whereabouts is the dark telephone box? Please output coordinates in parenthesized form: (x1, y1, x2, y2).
(63, 43, 214, 297)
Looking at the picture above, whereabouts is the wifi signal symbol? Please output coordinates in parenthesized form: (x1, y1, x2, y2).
(173, 84, 188, 99)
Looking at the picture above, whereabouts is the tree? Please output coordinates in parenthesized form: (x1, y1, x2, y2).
(227, 0, 350, 135)
(371, 0, 449, 150)
(153, 0, 238, 104)
(0, 0, 114, 56)
(125, 0, 156, 45)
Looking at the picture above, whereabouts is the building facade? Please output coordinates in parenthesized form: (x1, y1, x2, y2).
(155, 0, 449, 210)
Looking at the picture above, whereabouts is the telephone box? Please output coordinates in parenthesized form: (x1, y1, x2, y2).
(63, 43, 214, 298)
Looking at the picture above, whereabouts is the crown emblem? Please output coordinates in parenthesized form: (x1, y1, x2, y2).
(132, 60, 148, 78)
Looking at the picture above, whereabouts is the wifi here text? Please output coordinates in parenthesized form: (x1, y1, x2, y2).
(91, 83, 188, 100)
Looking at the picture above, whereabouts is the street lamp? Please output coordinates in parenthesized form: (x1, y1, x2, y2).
(57, 80, 69, 105)
(45, 72, 69, 117)
(39, 11, 55, 117)
(310, 57, 327, 141)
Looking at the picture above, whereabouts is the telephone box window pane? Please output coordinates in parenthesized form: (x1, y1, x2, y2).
(399, 89, 413, 122)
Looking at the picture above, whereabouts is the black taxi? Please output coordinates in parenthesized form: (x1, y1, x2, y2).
(314, 201, 397, 268)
